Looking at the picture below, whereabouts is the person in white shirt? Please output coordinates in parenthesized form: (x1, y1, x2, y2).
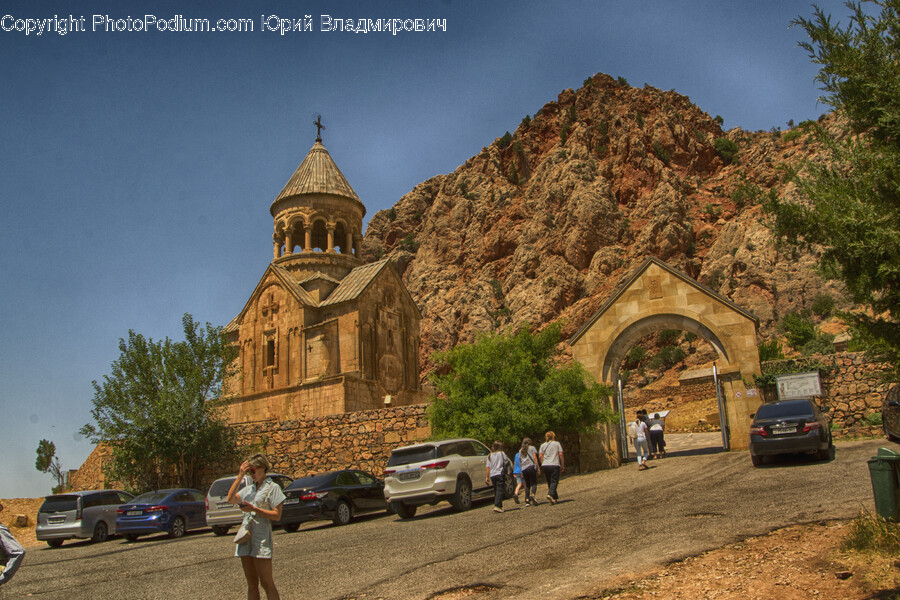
(485, 441, 508, 513)
(633, 413, 651, 470)
(649, 413, 666, 459)
(539, 431, 564, 504)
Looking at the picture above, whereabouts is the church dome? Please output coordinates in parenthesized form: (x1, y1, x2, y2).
(270, 140, 364, 216)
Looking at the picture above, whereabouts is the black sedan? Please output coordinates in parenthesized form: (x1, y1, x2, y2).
(277, 469, 389, 531)
(884, 385, 900, 442)
(749, 398, 834, 466)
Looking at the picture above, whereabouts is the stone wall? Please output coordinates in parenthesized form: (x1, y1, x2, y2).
(66, 443, 114, 491)
(760, 352, 892, 427)
(219, 405, 431, 483)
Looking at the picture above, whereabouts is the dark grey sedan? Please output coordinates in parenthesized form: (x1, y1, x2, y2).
(883, 385, 900, 442)
(749, 398, 834, 466)
(277, 469, 389, 532)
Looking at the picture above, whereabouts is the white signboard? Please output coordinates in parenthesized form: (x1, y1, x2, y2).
(775, 371, 822, 400)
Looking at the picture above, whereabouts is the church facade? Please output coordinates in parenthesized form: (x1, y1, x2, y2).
(223, 135, 426, 423)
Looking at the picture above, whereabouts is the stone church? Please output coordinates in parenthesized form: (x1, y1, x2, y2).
(222, 132, 426, 423)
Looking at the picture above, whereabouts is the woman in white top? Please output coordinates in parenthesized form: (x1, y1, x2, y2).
(484, 441, 507, 513)
(227, 453, 286, 600)
(633, 413, 651, 470)
(649, 413, 666, 459)
(539, 431, 564, 504)
(518, 438, 540, 506)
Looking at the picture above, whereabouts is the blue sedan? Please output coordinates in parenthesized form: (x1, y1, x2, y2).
(115, 488, 207, 541)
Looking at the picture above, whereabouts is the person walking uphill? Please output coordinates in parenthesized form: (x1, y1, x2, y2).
(633, 413, 651, 470)
(485, 441, 508, 513)
(518, 437, 540, 506)
(227, 453, 286, 600)
(0, 502, 25, 588)
(539, 431, 564, 504)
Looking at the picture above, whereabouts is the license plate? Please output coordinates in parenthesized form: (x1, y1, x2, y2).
(398, 471, 421, 481)
(48, 516, 65, 524)
(217, 502, 234, 509)
(284, 498, 299, 505)
(126, 510, 142, 516)
(772, 427, 796, 435)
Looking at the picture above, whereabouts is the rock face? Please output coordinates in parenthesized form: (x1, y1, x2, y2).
(363, 74, 840, 379)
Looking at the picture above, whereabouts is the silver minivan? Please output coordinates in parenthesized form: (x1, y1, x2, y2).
(36, 490, 134, 547)
(205, 473, 292, 536)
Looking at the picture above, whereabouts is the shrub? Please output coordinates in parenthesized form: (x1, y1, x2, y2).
(521, 115, 531, 129)
(714, 137, 739, 165)
(658, 329, 680, 345)
(758, 339, 785, 362)
(624, 346, 646, 369)
(652, 140, 671, 165)
(780, 311, 818, 349)
(498, 132, 512, 149)
(399, 234, 419, 253)
(811, 293, 835, 318)
(617, 76, 629, 86)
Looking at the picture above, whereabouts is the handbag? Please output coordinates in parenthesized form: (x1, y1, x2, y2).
(233, 520, 252, 545)
(232, 479, 274, 544)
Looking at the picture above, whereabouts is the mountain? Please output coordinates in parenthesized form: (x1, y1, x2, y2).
(362, 73, 842, 378)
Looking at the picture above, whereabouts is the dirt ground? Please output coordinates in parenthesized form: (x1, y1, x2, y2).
(581, 520, 900, 600)
(1, 497, 43, 548)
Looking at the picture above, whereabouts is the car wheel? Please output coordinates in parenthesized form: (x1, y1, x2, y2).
(47, 539, 64, 548)
(885, 424, 900, 442)
(169, 516, 186, 538)
(503, 471, 516, 499)
(449, 478, 473, 511)
(125, 533, 140, 542)
(91, 521, 109, 543)
(282, 522, 301, 533)
(332, 500, 352, 526)
(750, 454, 764, 467)
(211, 525, 230, 536)
(393, 502, 417, 519)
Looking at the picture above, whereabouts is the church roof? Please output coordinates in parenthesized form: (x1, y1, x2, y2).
(320, 259, 392, 306)
(271, 140, 361, 213)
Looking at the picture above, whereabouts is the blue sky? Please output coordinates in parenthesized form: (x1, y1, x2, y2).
(0, 0, 850, 498)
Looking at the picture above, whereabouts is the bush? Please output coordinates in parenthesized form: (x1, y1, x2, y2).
(811, 293, 836, 318)
(498, 132, 512, 149)
(780, 311, 818, 349)
(758, 339, 785, 362)
(652, 140, 671, 165)
(647, 346, 686, 370)
(714, 137, 739, 165)
(624, 346, 646, 369)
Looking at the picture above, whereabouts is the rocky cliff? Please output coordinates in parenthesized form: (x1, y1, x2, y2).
(362, 73, 841, 378)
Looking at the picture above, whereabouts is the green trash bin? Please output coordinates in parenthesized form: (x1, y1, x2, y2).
(867, 447, 900, 521)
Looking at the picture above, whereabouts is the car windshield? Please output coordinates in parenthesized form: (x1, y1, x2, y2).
(40, 495, 78, 513)
(208, 478, 237, 498)
(131, 491, 171, 504)
(756, 400, 815, 419)
(386, 445, 439, 467)
(287, 473, 333, 490)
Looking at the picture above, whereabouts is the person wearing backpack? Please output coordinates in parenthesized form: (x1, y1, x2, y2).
(485, 441, 508, 513)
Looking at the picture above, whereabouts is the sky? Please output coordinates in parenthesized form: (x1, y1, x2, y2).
(0, 0, 853, 499)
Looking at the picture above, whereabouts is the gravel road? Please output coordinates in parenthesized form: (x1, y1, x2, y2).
(6, 438, 885, 600)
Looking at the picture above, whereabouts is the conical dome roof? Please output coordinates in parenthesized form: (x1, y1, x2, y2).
(271, 140, 362, 214)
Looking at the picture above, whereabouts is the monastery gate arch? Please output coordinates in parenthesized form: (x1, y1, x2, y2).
(569, 257, 762, 455)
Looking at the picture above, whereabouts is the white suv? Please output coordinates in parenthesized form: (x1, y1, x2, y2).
(382, 438, 514, 518)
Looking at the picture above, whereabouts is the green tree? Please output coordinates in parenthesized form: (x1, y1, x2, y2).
(428, 323, 616, 447)
(35, 439, 66, 494)
(766, 2, 900, 378)
(80, 314, 239, 492)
